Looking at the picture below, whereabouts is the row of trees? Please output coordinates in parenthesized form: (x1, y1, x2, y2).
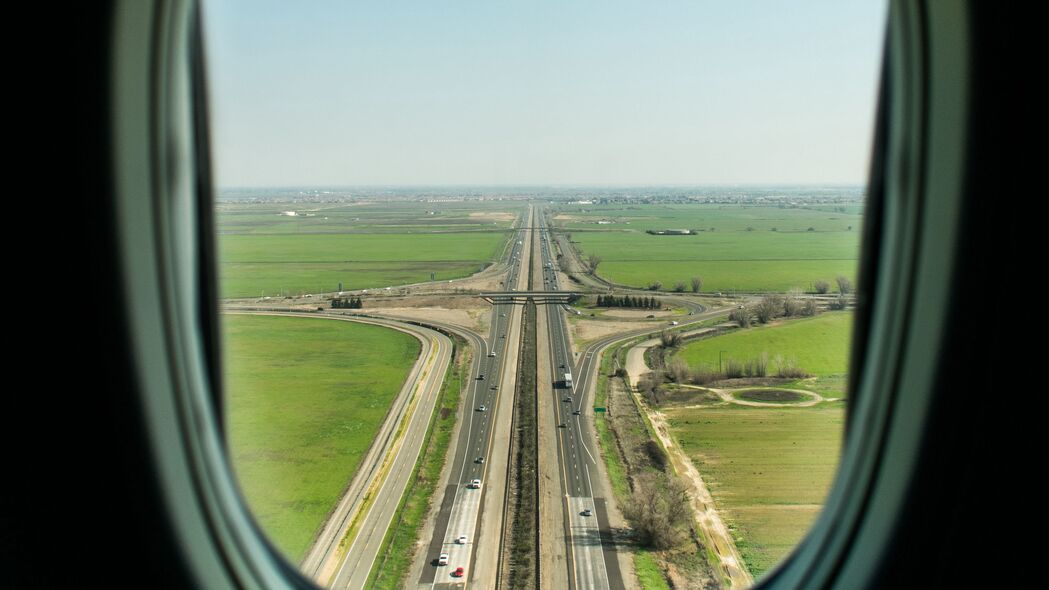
(596, 294, 662, 309)
(730, 291, 820, 328)
(645, 276, 705, 293)
(330, 297, 364, 309)
(814, 276, 853, 295)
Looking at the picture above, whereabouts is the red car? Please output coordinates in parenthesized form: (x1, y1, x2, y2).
(452, 566, 465, 578)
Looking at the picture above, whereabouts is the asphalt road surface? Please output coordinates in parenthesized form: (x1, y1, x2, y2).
(536, 210, 620, 590)
(419, 208, 534, 589)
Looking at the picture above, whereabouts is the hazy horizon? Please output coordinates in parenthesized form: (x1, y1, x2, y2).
(203, 1, 886, 188)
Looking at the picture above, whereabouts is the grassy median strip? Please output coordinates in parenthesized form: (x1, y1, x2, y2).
(502, 300, 539, 589)
(366, 334, 469, 589)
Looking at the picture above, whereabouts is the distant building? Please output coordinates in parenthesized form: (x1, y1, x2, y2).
(279, 211, 298, 216)
(646, 229, 694, 235)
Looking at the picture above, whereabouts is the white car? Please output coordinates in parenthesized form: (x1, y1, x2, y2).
(468, 478, 482, 489)
(488, 351, 496, 357)
(438, 553, 449, 566)
(477, 405, 487, 412)
(457, 535, 468, 544)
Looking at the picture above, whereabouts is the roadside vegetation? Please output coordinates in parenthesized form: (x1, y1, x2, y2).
(367, 334, 468, 589)
(222, 314, 421, 562)
(591, 340, 718, 589)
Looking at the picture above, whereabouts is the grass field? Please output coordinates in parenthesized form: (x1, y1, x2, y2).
(665, 403, 845, 578)
(661, 310, 850, 577)
(554, 203, 862, 292)
(676, 311, 853, 395)
(223, 314, 421, 563)
(216, 201, 522, 298)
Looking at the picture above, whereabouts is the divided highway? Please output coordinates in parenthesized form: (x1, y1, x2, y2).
(232, 207, 741, 590)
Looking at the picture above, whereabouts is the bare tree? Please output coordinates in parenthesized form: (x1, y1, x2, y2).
(783, 289, 802, 317)
(660, 330, 682, 348)
(835, 276, 853, 294)
(755, 294, 782, 324)
(801, 299, 819, 316)
(829, 294, 848, 310)
(637, 371, 666, 405)
(622, 474, 691, 549)
(729, 305, 751, 328)
(814, 280, 830, 294)
(587, 254, 602, 275)
(666, 357, 691, 383)
(673, 281, 687, 293)
(690, 276, 702, 293)
(648, 281, 663, 291)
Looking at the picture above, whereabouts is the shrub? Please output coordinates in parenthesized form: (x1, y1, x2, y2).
(775, 355, 812, 378)
(642, 440, 668, 471)
(801, 299, 819, 316)
(660, 330, 682, 348)
(783, 292, 801, 317)
(814, 280, 830, 294)
(729, 305, 751, 328)
(666, 357, 691, 383)
(836, 276, 853, 294)
(622, 474, 691, 550)
(755, 294, 782, 324)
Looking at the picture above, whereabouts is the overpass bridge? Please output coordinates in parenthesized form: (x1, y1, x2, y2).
(477, 290, 581, 305)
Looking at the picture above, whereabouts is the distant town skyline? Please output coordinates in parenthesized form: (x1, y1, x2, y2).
(203, 0, 886, 188)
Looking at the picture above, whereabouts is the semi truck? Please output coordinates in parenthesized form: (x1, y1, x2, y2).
(563, 372, 573, 388)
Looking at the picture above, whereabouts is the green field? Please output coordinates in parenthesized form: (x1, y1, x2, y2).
(216, 201, 522, 298)
(676, 311, 853, 393)
(223, 314, 421, 562)
(665, 403, 845, 578)
(555, 204, 862, 292)
(663, 311, 851, 577)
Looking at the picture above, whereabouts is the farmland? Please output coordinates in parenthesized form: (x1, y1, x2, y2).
(675, 311, 854, 396)
(215, 200, 522, 298)
(222, 314, 421, 562)
(665, 403, 845, 577)
(659, 311, 852, 578)
(553, 202, 862, 292)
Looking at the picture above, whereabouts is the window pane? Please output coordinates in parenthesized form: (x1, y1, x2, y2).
(203, 1, 885, 587)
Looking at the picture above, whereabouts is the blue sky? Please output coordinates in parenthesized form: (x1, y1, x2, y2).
(203, 1, 886, 188)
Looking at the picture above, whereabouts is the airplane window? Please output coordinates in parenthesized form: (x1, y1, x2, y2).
(200, 1, 886, 588)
